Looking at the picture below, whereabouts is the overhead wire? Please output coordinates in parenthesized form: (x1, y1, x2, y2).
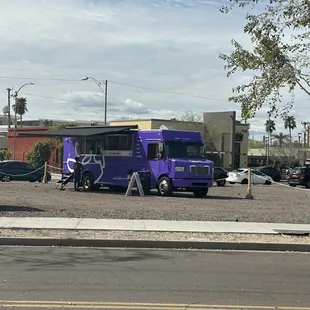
(0, 75, 229, 102)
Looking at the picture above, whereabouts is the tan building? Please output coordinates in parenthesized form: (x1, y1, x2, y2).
(110, 112, 249, 169)
(203, 111, 249, 169)
(110, 118, 204, 132)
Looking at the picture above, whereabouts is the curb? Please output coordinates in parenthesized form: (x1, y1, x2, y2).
(0, 237, 310, 252)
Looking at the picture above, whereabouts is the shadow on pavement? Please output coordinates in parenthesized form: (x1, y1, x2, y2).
(0, 247, 170, 271)
(0, 205, 43, 212)
(206, 195, 244, 200)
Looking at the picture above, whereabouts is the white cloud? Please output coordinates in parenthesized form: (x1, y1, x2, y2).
(0, 0, 308, 139)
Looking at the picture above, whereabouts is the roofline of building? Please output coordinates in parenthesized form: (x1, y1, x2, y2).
(16, 118, 106, 123)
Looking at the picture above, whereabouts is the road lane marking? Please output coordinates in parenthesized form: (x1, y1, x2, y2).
(0, 301, 310, 310)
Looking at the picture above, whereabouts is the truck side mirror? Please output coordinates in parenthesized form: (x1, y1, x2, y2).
(158, 142, 164, 152)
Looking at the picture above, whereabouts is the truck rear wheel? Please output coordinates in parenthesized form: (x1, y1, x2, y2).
(157, 176, 172, 196)
(193, 188, 208, 198)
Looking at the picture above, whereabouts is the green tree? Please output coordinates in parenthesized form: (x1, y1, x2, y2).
(272, 132, 289, 148)
(0, 149, 11, 161)
(283, 115, 297, 143)
(179, 110, 202, 122)
(265, 118, 276, 145)
(241, 102, 254, 124)
(27, 140, 55, 169)
(219, 0, 310, 117)
(43, 119, 54, 127)
(90, 122, 98, 126)
(248, 139, 265, 149)
(12, 97, 28, 127)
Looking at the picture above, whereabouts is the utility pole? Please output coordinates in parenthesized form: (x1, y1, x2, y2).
(82, 76, 108, 125)
(301, 121, 310, 164)
(104, 80, 108, 125)
(6, 88, 11, 128)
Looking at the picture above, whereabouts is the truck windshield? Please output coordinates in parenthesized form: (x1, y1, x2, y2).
(165, 141, 206, 159)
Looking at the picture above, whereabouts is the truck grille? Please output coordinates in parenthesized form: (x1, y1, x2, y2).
(190, 165, 210, 175)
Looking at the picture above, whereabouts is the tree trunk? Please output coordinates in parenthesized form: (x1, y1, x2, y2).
(289, 128, 292, 143)
(20, 115, 23, 128)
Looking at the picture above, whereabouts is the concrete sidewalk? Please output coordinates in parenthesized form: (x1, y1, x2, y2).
(1, 217, 310, 234)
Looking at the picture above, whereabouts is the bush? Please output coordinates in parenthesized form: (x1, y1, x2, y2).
(0, 149, 11, 161)
(27, 140, 55, 169)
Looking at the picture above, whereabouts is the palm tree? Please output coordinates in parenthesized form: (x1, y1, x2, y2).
(12, 97, 28, 128)
(284, 115, 297, 143)
(272, 132, 289, 148)
(265, 119, 276, 145)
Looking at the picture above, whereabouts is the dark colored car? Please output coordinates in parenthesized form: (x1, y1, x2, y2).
(254, 166, 282, 182)
(287, 166, 310, 188)
(0, 160, 51, 183)
(214, 167, 228, 186)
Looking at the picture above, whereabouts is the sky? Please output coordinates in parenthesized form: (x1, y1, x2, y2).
(0, 0, 308, 140)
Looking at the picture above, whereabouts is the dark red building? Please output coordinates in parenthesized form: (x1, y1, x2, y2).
(8, 127, 58, 166)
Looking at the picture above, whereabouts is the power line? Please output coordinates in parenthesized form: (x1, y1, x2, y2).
(0, 76, 81, 82)
(107, 80, 228, 102)
(0, 75, 229, 101)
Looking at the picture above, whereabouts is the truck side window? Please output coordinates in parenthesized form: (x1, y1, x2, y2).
(147, 144, 159, 160)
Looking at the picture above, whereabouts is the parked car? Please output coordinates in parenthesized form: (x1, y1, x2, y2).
(226, 168, 272, 185)
(254, 166, 282, 182)
(0, 160, 51, 183)
(287, 166, 310, 188)
(214, 167, 228, 186)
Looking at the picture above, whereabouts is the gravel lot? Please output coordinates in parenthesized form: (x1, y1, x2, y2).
(0, 181, 309, 223)
(1, 229, 310, 244)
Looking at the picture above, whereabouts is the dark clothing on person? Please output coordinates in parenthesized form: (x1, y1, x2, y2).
(73, 161, 83, 190)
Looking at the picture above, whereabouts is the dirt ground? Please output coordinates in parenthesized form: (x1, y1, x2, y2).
(0, 181, 309, 223)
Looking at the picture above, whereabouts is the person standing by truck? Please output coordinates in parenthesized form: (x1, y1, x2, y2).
(73, 157, 83, 191)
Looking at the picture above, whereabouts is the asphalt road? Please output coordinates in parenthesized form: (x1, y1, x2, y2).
(0, 247, 310, 309)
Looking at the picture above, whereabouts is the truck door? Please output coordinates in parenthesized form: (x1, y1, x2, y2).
(147, 142, 169, 184)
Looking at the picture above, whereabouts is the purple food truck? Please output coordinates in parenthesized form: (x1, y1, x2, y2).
(62, 126, 214, 197)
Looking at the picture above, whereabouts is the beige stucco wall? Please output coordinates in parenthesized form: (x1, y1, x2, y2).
(0, 135, 8, 149)
(235, 123, 249, 168)
(110, 120, 153, 129)
(110, 119, 205, 132)
(203, 111, 235, 168)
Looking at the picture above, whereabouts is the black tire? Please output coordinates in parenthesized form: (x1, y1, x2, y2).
(82, 172, 96, 190)
(216, 179, 226, 187)
(289, 184, 296, 187)
(305, 181, 310, 189)
(273, 175, 281, 182)
(193, 188, 208, 198)
(241, 178, 248, 184)
(229, 182, 235, 184)
(264, 180, 272, 185)
(157, 176, 173, 196)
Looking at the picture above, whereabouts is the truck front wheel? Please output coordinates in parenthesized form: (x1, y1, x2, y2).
(157, 176, 173, 196)
(193, 188, 208, 198)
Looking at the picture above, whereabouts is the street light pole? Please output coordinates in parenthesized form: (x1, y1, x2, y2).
(104, 79, 107, 125)
(12, 82, 34, 160)
(6, 88, 12, 128)
(82, 76, 108, 125)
